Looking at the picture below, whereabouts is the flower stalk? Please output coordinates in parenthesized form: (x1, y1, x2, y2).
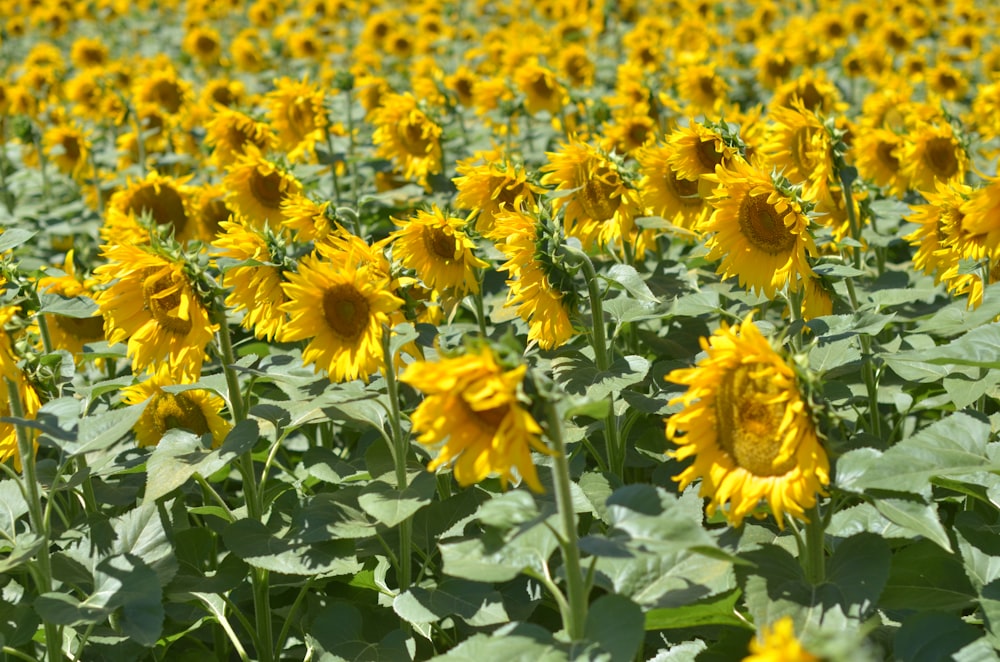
(382, 325, 412, 591)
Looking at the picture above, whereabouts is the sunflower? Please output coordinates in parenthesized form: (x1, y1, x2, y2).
(853, 128, 908, 196)
(214, 216, 290, 342)
(134, 69, 191, 116)
(904, 182, 973, 281)
(400, 344, 550, 492)
(513, 60, 566, 116)
(0, 364, 41, 472)
(900, 122, 967, 194)
(281, 254, 402, 382)
(224, 146, 303, 231)
(636, 143, 710, 233)
(492, 209, 575, 350)
(665, 316, 829, 527)
(389, 206, 488, 296)
(200, 78, 247, 111)
(769, 69, 843, 115)
(453, 155, 541, 235)
(371, 92, 443, 187)
(266, 77, 328, 163)
(94, 244, 217, 379)
(123, 364, 231, 448)
(101, 171, 202, 246)
(42, 122, 92, 181)
(36, 252, 105, 360)
(192, 183, 235, 239)
(204, 107, 276, 168)
(444, 65, 478, 107)
(231, 29, 270, 72)
(182, 25, 223, 67)
(743, 617, 819, 662)
(760, 103, 834, 203)
(601, 114, 657, 155)
(558, 43, 595, 88)
(703, 157, 817, 299)
(666, 122, 738, 185)
(675, 62, 729, 116)
(960, 178, 1000, 260)
(280, 193, 338, 243)
(540, 140, 649, 258)
(69, 36, 109, 69)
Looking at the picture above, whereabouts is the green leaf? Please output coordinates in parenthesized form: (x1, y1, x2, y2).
(91, 553, 164, 647)
(74, 401, 149, 455)
(553, 354, 650, 402)
(0, 228, 36, 252)
(893, 612, 982, 662)
(914, 282, 1000, 336)
(644, 590, 750, 631)
(737, 544, 818, 628)
(888, 323, 1000, 369)
(826, 533, 891, 619)
(604, 264, 657, 302)
(954, 512, 1000, 591)
(358, 471, 436, 527)
(585, 594, 644, 662)
(0, 533, 44, 574)
(440, 511, 560, 583)
(37, 291, 99, 317)
(880, 540, 976, 612)
(872, 494, 952, 552)
(306, 603, 413, 662)
(222, 519, 363, 576)
(428, 622, 567, 662)
(804, 312, 895, 341)
(0, 480, 28, 538)
(393, 579, 510, 627)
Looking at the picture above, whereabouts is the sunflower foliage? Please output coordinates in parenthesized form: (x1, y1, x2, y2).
(5, 1, 1000, 661)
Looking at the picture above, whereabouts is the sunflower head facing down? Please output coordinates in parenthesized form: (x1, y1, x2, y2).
(281, 253, 403, 382)
(123, 364, 231, 448)
(400, 343, 551, 492)
(665, 316, 829, 528)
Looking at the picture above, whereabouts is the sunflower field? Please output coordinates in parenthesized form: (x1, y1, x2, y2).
(3, 0, 1000, 660)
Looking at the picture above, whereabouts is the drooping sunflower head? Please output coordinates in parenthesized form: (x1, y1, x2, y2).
(636, 143, 709, 234)
(760, 102, 834, 203)
(266, 77, 328, 163)
(124, 364, 231, 448)
(281, 253, 403, 383)
(400, 343, 550, 492)
(204, 106, 276, 168)
(390, 206, 488, 297)
(223, 146, 303, 231)
(665, 316, 830, 527)
(703, 157, 818, 299)
(102, 170, 202, 246)
(453, 156, 541, 235)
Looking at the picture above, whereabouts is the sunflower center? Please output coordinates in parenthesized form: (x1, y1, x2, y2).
(716, 363, 797, 476)
(464, 398, 510, 433)
(149, 78, 183, 114)
(666, 170, 702, 206)
(286, 100, 315, 139)
(738, 193, 797, 255)
(322, 283, 371, 340)
(51, 313, 105, 340)
(142, 269, 193, 335)
(924, 137, 959, 178)
(398, 117, 432, 156)
(530, 73, 556, 101)
(150, 392, 211, 437)
(249, 168, 284, 210)
(60, 134, 82, 163)
(195, 34, 218, 55)
(579, 167, 621, 220)
(876, 140, 900, 172)
(127, 184, 189, 235)
(797, 81, 823, 111)
(695, 138, 725, 174)
(424, 224, 457, 260)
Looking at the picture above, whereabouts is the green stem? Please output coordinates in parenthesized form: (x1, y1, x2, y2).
(544, 397, 588, 641)
(6, 377, 61, 662)
(215, 310, 272, 662)
(381, 325, 412, 591)
(0, 119, 13, 214)
(324, 127, 342, 208)
(473, 276, 488, 338)
(803, 504, 826, 584)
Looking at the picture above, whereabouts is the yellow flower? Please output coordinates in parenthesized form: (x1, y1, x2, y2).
(134, 69, 191, 116)
(94, 244, 217, 379)
(960, 178, 1000, 260)
(389, 207, 488, 296)
(42, 122, 92, 181)
(182, 25, 223, 67)
(123, 364, 231, 448)
(0, 309, 40, 471)
(371, 92, 443, 187)
(666, 122, 738, 186)
(400, 344, 550, 492)
(675, 62, 729, 116)
(453, 155, 541, 235)
(760, 102, 834, 204)
(703, 158, 817, 298)
(743, 617, 819, 662)
(513, 60, 566, 116)
(492, 209, 575, 350)
(280, 193, 339, 243)
(36, 252, 105, 360)
(266, 77, 328, 163)
(204, 107, 276, 168)
(540, 140, 649, 258)
(69, 36, 109, 69)
(214, 217, 290, 342)
(853, 128, 907, 196)
(636, 143, 709, 233)
(666, 316, 830, 527)
(224, 146, 303, 231)
(900, 122, 967, 194)
(904, 182, 974, 281)
(281, 254, 402, 382)
(101, 171, 203, 246)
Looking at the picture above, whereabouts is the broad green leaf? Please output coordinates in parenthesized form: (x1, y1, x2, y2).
(553, 354, 650, 402)
(954, 512, 1000, 591)
(644, 589, 749, 631)
(0, 480, 28, 538)
(0, 532, 44, 574)
(440, 514, 560, 584)
(358, 471, 436, 527)
(737, 544, 818, 628)
(888, 323, 1000, 369)
(649, 640, 708, 661)
(602, 485, 722, 554)
(872, 495, 952, 552)
(893, 612, 982, 662)
(578, 472, 616, 524)
(0, 228, 36, 252)
(74, 400, 149, 455)
(144, 429, 212, 504)
(826, 533, 891, 619)
(306, 603, 413, 662)
(826, 503, 920, 541)
(90, 553, 163, 647)
(302, 447, 367, 484)
(880, 540, 976, 612)
(37, 291, 99, 317)
(604, 264, 657, 302)
(290, 489, 377, 540)
(222, 519, 363, 576)
(605, 297, 662, 326)
(585, 594, 644, 662)
(804, 312, 895, 341)
(393, 579, 510, 627)
(593, 548, 735, 608)
(428, 622, 567, 662)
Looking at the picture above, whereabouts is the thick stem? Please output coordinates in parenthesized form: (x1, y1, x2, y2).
(381, 326, 412, 591)
(544, 398, 589, 641)
(6, 377, 62, 662)
(804, 504, 826, 584)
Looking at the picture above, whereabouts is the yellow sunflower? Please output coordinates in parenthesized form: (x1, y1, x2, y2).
(702, 157, 817, 299)
(492, 209, 575, 350)
(123, 364, 231, 448)
(675, 62, 729, 116)
(280, 193, 339, 243)
(400, 344, 550, 492)
(101, 171, 203, 246)
(214, 216, 290, 342)
(453, 155, 541, 235)
(960, 178, 1000, 260)
(281, 254, 402, 383)
(70, 36, 109, 69)
(36, 252, 105, 360)
(42, 122, 92, 181)
(204, 107, 276, 168)
(665, 316, 830, 527)
(743, 617, 819, 662)
(666, 122, 738, 187)
(0, 365, 41, 472)
(760, 102, 834, 203)
(182, 25, 223, 67)
(266, 77, 328, 163)
(224, 146, 303, 231)
(94, 244, 217, 379)
(389, 207, 488, 297)
(540, 140, 650, 258)
(900, 122, 967, 194)
(904, 182, 973, 281)
(513, 60, 567, 116)
(853, 128, 908, 196)
(636, 143, 710, 233)
(134, 68, 191, 116)
(371, 92, 443, 187)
